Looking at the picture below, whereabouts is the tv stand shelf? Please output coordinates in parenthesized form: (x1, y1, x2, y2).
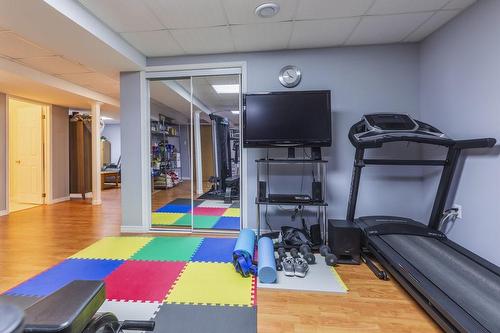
(255, 199, 328, 206)
(256, 159, 327, 164)
(255, 157, 328, 244)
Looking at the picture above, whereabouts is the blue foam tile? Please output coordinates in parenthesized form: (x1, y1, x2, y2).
(5, 259, 124, 297)
(213, 217, 240, 230)
(156, 204, 191, 213)
(191, 238, 237, 263)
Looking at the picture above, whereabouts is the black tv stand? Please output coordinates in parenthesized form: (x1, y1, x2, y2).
(255, 158, 328, 244)
(311, 147, 322, 160)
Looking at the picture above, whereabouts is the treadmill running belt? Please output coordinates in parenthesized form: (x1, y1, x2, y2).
(382, 235, 500, 333)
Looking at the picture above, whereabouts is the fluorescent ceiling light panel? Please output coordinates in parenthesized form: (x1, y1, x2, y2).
(212, 84, 240, 94)
(231, 110, 240, 114)
(101, 116, 113, 120)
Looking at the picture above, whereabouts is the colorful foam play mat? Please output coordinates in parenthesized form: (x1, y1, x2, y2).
(152, 198, 240, 230)
(0, 236, 256, 333)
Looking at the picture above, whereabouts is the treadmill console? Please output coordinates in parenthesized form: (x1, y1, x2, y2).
(364, 114, 418, 132)
(351, 113, 448, 146)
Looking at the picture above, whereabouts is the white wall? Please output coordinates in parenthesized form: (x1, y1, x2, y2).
(125, 44, 423, 230)
(102, 124, 121, 164)
(420, 0, 500, 265)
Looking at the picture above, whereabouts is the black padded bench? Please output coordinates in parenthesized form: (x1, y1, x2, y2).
(23, 280, 105, 333)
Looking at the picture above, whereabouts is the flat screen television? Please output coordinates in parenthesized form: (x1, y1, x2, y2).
(243, 90, 331, 148)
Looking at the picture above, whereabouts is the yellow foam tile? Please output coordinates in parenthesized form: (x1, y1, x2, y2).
(223, 208, 240, 217)
(71, 236, 153, 260)
(152, 213, 184, 225)
(165, 262, 253, 306)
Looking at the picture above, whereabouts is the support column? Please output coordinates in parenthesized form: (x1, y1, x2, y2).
(194, 110, 203, 195)
(91, 101, 102, 205)
(120, 71, 150, 231)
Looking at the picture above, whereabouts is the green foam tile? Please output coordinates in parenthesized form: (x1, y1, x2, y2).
(172, 214, 220, 229)
(132, 237, 204, 261)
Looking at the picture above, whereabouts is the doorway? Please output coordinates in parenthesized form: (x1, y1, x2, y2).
(8, 98, 47, 212)
(147, 69, 244, 233)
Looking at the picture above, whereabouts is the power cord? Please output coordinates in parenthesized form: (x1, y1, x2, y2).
(439, 208, 460, 234)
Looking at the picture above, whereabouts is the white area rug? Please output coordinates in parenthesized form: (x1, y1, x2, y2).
(258, 254, 348, 293)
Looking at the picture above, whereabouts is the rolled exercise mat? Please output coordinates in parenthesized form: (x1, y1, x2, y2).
(233, 229, 257, 277)
(258, 237, 277, 283)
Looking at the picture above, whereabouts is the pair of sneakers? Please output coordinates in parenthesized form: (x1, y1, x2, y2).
(282, 257, 309, 278)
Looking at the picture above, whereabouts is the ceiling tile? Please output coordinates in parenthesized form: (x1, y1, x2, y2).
(19, 56, 90, 75)
(289, 18, 360, 49)
(231, 22, 292, 52)
(0, 32, 53, 59)
(444, 0, 477, 10)
(368, 0, 449, 15)
(79, 0, 163, 33)
(222, 0, 299, 24)
(171, 26, 234, 55)
(59, 72, 119, 95)
(121, 30, 184, 57)
(347, 12, 433, 45)
(405, 10, 460, 41)
(295, 0, 373, 20)
(145, 0, 227, 29)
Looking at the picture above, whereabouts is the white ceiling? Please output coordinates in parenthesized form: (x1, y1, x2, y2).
(0, 30, 121, 103)
(80, 0, 477, 57)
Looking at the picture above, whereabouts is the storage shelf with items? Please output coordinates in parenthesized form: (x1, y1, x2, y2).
(150, 117, 182, 190)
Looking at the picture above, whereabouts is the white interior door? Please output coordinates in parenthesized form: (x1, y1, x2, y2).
(9, 99, 44, 205)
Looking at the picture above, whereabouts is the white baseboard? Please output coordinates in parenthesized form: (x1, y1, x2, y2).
(47, 196, 70, 204)
(121, 225, 148, 233)
(70, 192, 93, 199)
(0, 210, 7, 216)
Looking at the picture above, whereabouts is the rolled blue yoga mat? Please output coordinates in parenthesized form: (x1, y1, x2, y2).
(258, 237, 277, 284)
(233, 228, 256, 259)
(233, 229, 257, 277)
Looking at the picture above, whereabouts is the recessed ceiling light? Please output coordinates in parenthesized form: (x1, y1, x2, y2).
(231, 110, 240, 114)
(255, 3, 280, 18)
(101, 116, 113, 120)
(212, 84, 240, 94)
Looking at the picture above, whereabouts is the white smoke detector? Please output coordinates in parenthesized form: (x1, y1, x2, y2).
(255, 3, 280, 18)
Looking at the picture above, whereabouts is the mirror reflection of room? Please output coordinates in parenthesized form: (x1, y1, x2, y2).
(150, 75, 241, 232)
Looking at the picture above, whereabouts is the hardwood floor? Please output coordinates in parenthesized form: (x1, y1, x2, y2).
(0, 188, 441, 332)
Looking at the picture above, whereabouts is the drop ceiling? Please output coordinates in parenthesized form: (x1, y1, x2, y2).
(80, 0, 477, 57)
(0, 30, 120, 103)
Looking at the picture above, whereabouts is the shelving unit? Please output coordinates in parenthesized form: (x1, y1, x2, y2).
(151, 119, 182, 190)
(255, 158, 328, 245)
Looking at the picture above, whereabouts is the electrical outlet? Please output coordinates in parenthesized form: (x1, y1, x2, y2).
(452, 204, 462, 219)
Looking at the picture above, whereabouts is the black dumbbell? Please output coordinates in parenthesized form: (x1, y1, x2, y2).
(299, 244, 316, 265)
(275, 258, 283, 271)
(277, 246, 287, 261)
(319, 245, 338, 266)
(290, 247, 300, 259)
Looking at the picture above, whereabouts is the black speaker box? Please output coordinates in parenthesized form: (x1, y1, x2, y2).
(328, 219, 361, 264)
(312, 181, 322, 202)
(258, 181, 267, 201)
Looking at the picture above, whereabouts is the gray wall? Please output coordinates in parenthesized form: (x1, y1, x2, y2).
(145, 44, 424, 229)
(0, 93, 6, 212)
(51, 105, 70, 201)
(102, 124, 121, 164)
(420, 0, 500, 265)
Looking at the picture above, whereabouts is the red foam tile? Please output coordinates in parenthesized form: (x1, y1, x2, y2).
(192, 207, 227, 216)
(104, 261, 186, 302)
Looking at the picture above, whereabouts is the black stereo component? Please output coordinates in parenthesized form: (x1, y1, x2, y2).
(312, 181, 322, 202)
(328, 219, 361, 264)
(258, 181, 267, 201)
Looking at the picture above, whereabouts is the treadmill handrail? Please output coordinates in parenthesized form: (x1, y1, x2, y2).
(453, 138, 496, 149)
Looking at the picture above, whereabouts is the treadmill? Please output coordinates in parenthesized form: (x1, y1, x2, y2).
(346, 113, 500, 333)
